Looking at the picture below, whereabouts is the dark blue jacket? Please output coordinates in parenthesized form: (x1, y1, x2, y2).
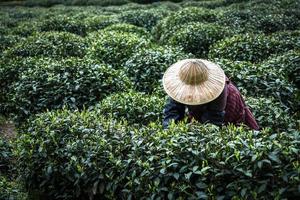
(162, 85, 228, 128)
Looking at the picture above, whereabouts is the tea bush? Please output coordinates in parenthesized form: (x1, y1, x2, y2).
(0, 176, 28, 200)
(254, 14, 300, 34)
(167, 22, 232, 57)
(0, 58, 25, 115)
(153, 7, 219, 42)
(39, 15, 87, 36)
(84, 15, 120, 32)
(124, 45, 190, 92)
(103, 23, 150, 37)
(24, 0, 130, 6)
(16, 108, 300, 199)
(209, 32, 300, 63)
(180, 0, 225, 9)
(216, 10, 257, 34)
(262, 50, 300, 88)
(118, 9, 168, 31)
(96, 91, 164, 125)
(11, 21, 40, 37)
(217, 10, 300, 34)
(4, 31, 87, 58)
(86, 30, 150, 67)
(0, 34, 22, 56)
(213, 59, 300, 110)
(7, 57, 132, 120)
(246, 97, 298, 131)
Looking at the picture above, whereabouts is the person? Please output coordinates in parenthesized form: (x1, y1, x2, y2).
(162, 58, 259, 130)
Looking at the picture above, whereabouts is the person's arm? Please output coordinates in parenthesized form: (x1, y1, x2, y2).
(201, 85, 228, 126)
(163, 97, 185, 129)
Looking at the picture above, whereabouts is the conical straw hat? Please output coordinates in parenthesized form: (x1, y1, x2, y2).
(162, 59, 226, 105)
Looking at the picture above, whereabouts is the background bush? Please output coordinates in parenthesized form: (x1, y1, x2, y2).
(262, 50, 300, 89)
(246, 97, 298, 131)
(254, 14, 300, 34)
(38, 15, 88, 36)
(0, 57, 35, 115)
(209, 32, 300, 63)
(118, 9, 169, 31)
(153, 7, 219, 42)
(213, 59, 300, 110)
(6, 57, 132, 120)
(4, 31, 87, 58)
(86, 30, 150, 67)
(103, 23, 150, 37)
(15, 109, 300, 199)
(83, 15, 120, 33)
(0, 34, 22, 56)
(167, 22, 232, 57)
(217, 9, 300, 34)
(96, 91, 165, 125)
(124, 45, 190, 92)
(11, 21, 40, 37)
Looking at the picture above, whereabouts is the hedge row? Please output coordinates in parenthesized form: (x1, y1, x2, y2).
(103, 23, 150, 37)
(0, 34, 22, 56)
(0, 175, 27, 200)
(209, 31, 300, 63)
(262, 50, 300, 89)
(246, 97, 298, 132)
(86, 30, 151, 67)
(153, 7, 219, 42)
(167, 22, 232, 57)
(4, 57, 132, 120)
(217, 10, 300, 34)
(214, 59, 300, 110)
(96, 91, 165, 125)
(15, 109, 300, 199)
(124, 45, 190, 92)
(118, 9, 169, 31)
(4, 31, 87, 58)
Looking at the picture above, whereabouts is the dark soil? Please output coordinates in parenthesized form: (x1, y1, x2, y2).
(0, 121, 16, 139)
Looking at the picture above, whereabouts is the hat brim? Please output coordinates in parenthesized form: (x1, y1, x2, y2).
(162, 59, 226, 105)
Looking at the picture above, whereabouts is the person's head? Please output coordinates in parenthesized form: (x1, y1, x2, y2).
(162, 59, 225, 105)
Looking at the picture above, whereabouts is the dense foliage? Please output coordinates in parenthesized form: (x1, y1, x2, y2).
(246, 97, 298, 131)
(86, 30, 150, 67)
(0, 34, 22, 56)
(214, 59, 300, 110)
(0, 175, 28, 200)
(4, 31, 87, 58)
(167, 22, 232, 57)
(15, 109, 300, 199)
(6, 58, 132, 120)
(96, 91, 165, 125)
(209, 32, 300, 63)
(1, 0, 300, 199)
(153, 7, 218, 42)
(217, 10, 300, 34)
(124, 45, 190, 92)
(103, 23, 150, 37)
(262, 50, 300, 89)
(118, 9, 168, 30)
(0, 137, 13, 174)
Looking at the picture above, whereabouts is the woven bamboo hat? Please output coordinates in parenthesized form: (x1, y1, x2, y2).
(162, 59, 226, 105)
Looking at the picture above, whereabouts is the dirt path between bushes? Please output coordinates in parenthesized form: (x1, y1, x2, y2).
(0, 121, 16, 139)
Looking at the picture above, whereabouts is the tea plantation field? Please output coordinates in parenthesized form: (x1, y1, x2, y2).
(0, 0, 299, 199)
